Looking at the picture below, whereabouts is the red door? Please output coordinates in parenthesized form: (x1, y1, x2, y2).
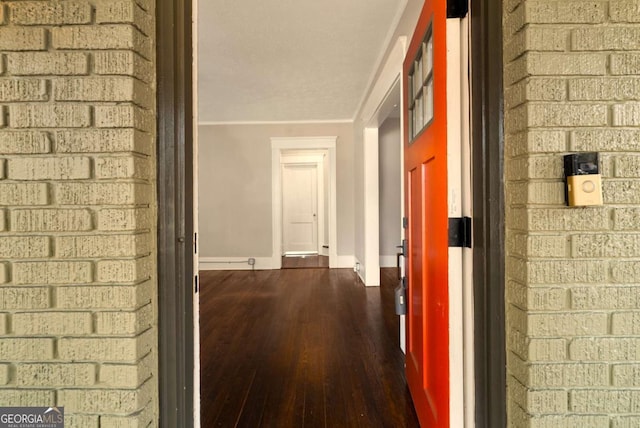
(403, 0, 449, 426)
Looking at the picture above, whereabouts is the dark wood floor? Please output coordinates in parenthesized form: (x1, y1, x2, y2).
(199, 267, 419, 427)
(281, 255, 329, 269)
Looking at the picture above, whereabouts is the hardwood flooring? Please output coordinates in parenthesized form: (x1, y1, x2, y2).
(199, 267, 419, 427)
(281, 255, 329, 269)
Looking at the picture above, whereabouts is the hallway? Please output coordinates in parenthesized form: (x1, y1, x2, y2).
(199, 268, 419, 427)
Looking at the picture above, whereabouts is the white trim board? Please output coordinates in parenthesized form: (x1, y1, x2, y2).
(358, 37, 408, 125)
(362, 127, 380, 286)
(352, 0, 409, 121)
(337, 255, 356, 269)
(199, 256, 357, 271)
(191, 0, 201, 423)
(459, 16, 475, 428)
(446, 16, 473, 428)
(354, 256, 365, 284)
(355, 36, 408, 287)
(379, 255, 398, 268)
(271, 137, 338, 269)
(199, 257, 274, 271)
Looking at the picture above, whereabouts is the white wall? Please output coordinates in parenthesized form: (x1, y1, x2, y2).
(198, 122, 355, 259)
(378, 116, 402, 259)
(199, 126, 271, 256)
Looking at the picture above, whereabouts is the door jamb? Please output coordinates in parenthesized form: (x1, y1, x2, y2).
(470, 0, 507, 426)
(446, 15, 470, 428)
(157, 0, 194, 426)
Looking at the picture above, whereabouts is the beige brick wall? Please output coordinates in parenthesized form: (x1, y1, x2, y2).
(0, 0, 157, 426)
(504, 0, 640, 426)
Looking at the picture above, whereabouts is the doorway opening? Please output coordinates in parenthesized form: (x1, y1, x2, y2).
(374, 80, 404, 350)
(280, 150, 331, 270)
(375, 82, 403, 272)
(377, 114, 402, 271)
(156, 0, 507, 426)
(271, 137, 338, 269)
(358, 36, 407, 287)
(281, 154, 326, 256)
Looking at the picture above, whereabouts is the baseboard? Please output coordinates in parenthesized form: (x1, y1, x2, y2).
(200, 255, 356, 271)
(353, 256, 365, 284)
(198, 257, 274, 271)
(352, 257, 383, 286)
(379, 255, 398, 268)
(336, 255, 355, 269)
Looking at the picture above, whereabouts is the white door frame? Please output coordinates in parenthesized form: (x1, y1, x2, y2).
(271, 137, 338, 269)
(191, 0, 200, 425)
(446, 15, 474, 428)
(358, 36, 407, 287)
(447, 17, 465, 428)
(280, 155, 326, 255)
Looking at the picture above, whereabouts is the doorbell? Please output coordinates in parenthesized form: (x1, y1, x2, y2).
(564, 152, 603, 207)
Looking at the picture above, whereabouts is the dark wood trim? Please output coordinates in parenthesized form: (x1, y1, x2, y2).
(156, 0, 194, 425)
(470, 0, 506, 426)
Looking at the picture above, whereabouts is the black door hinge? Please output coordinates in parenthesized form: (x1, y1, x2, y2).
(448, 217, 472, 248)
(447, 0, 468, 18)
(402, 217, 408, 229)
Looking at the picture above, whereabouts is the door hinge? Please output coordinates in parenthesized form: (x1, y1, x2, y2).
(194, 232, 198, 254)
(447, 0, 468, 18)
(194, 274, 199, 293)
(402, 217, 408, 229)
(448, 217, 472, 248)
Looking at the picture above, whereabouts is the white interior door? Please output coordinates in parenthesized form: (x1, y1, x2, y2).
(282, 164, 318, 254)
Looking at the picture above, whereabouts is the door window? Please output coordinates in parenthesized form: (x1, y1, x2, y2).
(408, 24, 434, 141)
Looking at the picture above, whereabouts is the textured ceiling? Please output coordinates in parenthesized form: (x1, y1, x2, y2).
(197, 0, 406, 123)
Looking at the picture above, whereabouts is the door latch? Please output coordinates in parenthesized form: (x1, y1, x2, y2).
(395, 277, 407, 315)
